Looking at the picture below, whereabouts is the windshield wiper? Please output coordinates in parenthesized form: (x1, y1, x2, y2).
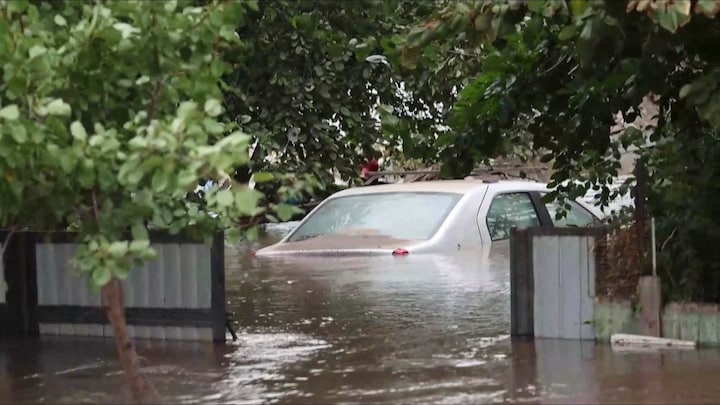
(292, 232, 393, 242)
(293, 234, 323, 242)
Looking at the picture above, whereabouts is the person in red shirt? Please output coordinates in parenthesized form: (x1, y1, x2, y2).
(360, 158, 385, 186)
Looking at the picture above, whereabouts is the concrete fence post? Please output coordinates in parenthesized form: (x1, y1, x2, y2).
(638, 275, 662, 337)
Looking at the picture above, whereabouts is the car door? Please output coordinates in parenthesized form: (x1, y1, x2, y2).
(476, 188, 553, 245)
(539, 193, 601, 227)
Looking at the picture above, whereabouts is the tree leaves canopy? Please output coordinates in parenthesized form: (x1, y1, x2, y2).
(0, 0, 262, 287)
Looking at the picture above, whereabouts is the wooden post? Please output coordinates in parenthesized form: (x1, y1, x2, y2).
(510, 228, 534, 337)
(1, 233, 34, 338)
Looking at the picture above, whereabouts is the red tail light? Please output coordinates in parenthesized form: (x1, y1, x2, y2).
(250, 250, 257, 257)
(392, 248, 409, 256)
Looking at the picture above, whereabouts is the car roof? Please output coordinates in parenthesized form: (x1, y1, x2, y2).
(331, 179, 549, 198)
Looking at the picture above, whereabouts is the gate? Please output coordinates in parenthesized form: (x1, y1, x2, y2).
(510, 227, 602, 340)
(0, 231, 226, 342)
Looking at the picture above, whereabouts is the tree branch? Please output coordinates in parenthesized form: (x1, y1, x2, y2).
(146, 80, 163, 123)
(146, 11, 163, 124)
(92, 188, 100, 220)
(102, 278, 158, 402)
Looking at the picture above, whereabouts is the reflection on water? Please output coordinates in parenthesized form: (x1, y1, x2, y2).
(3, 222, 720, 404)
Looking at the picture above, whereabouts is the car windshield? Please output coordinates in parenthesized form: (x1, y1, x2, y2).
(287, 192, 463, 242)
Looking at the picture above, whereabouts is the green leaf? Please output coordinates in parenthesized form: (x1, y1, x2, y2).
(540, 153, 555, 163)
(107, 241, 129, 258)
(77, 162, 95, 187)
(652, 1, 692, 33)
(177, 101, 198, 120)
(246, 226, 259, 241)
(28, 45, 47, 58)
(126, 167, 144, 186)
(129, 239, 150, 251)
(46, 99, 72, 116)
(92, 267, 112, 287)
(0, 105, 20, 120)
(59, 153, 76, 173)
(131, 221, 149, 241)
(151, 170, 169, 192)
(177, 170, 198, 189)
(114, 266, 131, 280)
(527, 0, 546, 13)
(226, 228, 241, 244)
(558, 25, 577, 41)
(204, 99, 223, 117)
(128, 136, 148, 149)
(10, 125, 27, 143)
(217, 130, 250, 148)
(579, 20, 593, 39)
(679, 83, 693, 99)
(275, 203, 300, 222)
(252, 172, 275, 183)
(54, 14, 67, 26)
(113, 22, 140, 39)
(619, 58, 641, 74)
(70, 121, 88, 142)
(245, 0, 259, 11)
(695, 0, 720, 17)
(569, 0, 588, 16)
(235, 188, 263, 214)
(164, 0, 178, 12)
(202, 118, 226, 134)
(216, 189, 234, 207)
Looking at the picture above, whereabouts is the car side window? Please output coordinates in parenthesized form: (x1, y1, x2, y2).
(543, 198, 596, 227)
(486, 192, 541, 241)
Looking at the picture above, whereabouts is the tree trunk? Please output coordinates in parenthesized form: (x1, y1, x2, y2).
(101, 278, 157, 402)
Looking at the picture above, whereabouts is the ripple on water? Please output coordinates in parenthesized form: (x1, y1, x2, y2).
(199, 332, 330, 404)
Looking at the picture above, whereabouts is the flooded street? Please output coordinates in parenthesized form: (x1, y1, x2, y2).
(3, 222, 720, 404)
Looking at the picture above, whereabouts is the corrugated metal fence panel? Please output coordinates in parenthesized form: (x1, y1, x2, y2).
(532, 233, 596, 340)
(36, 243, 104, 337)
(36, 243, 100, 307)
(121, 243, 211, 309)
(580, 236, 596, 340)
(120, 242, 213, 341)
(35, 241, 215, 341)
(533, 235, 560, 339)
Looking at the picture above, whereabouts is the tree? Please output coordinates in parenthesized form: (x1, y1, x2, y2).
(393, 0, 720, 300)
(223, 0, 481, 187)
(0, 0, 278, 400)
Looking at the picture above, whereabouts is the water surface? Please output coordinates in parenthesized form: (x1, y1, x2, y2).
(2, 222, 720, 404)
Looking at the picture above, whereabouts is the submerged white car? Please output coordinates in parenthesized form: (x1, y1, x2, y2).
(254, 179, 605, 257)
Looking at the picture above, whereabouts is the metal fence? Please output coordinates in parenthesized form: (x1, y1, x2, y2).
(0, 231, 226, 342)
(510, 227, 603, 340)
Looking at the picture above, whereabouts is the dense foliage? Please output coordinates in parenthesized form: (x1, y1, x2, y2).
(0, 0, 274, 284)
(225, 0, 485, 186)
(397, 0, 720, 301)
(0, 0, 275, 398)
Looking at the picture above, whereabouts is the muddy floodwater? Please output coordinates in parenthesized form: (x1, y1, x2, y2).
(3, 222, 720, 404)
